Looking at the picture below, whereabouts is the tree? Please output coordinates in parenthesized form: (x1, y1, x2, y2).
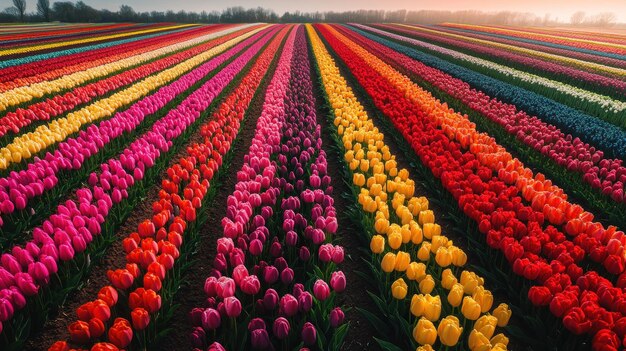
(570, 11, 585, 25)
(12, 0, 26, 22)
(596, 12, 616, 27)
(37, 0, 50, 21)
(118, 5, 136, 22)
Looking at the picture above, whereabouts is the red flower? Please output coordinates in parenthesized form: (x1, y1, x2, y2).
(563, 307, 592, 335)
(528, 286, 552, 306)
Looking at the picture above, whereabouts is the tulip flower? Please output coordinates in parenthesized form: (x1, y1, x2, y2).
(330, 271, 346, 293)
(461, 296, 482, 321)
(437, 316, 463, 346)
(68, 320, 91, 343)
(108, 318, 133, 349)
(419, 275, 435, 294)
(250, 329, 270, 350)
(313, 279, 331, 301)
(492, 303, 512, 327)
(301, 322, 317, 346)
(381, 252, 396, 273)
(370, 235, 385, 254)
(391, 278, 408, 299)
(447, 283, 464, 307)
(473, 286, 494, 313)
(223, 296, 242, 318)
(273, 317, 290, 339)
(330, 307, 345, 328)
(413, 317, 437, 345)
(131, 307, 150, 331)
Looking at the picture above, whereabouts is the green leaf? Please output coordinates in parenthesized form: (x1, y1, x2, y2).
(373, 337, 405, 351)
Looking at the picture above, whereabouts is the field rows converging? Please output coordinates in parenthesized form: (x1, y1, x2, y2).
(0, 21, 624, 351)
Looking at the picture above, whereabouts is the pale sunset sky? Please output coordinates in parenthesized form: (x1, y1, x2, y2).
(4, 0, 626, 22)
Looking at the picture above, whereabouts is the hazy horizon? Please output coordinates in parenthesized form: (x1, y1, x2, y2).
(4, 0, 626, 23)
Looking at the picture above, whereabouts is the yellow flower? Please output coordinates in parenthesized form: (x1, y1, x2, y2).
(447, 283, 464, 307)
(388, 231, 402, 250)
(353, 173, 365, 187)
(492, 303, 512, 327)
(473, 286, 494, 313)
(406, 262, 426, 281)
(419, 275, 435, 294)
(395, 251, 411, 272)
(401, 225, 412, 244)
(422, 223, 441, 239)
(461, 296, 482, 321)
(416, 346, 434, 351)
(410, 294, 425, 317)
(430, 235, 448, 253)
(491, 343, 508, 351)
(381, 252, 396, 273)
(473, 315, 497, 339)
(441, 268, 458, 290)
(450, 246, 468, 266)
(391, 278, 408, 300)
(375, 218, 389, 234)
(468, 329, 491, 351)
(410, 222, 423, 245)
(437, 315, 463, 346)
(418, 210, 435, 225)
(435, 247, 452, 268)
(461, 270, 483, 295)
(423, 294, 442, 322)
(413, 318, 437, 345)
(490, 333, 509, 347)
(359, 159, 370, 172)
(417, 242, 431, 261)
(370, 235, 385, 254)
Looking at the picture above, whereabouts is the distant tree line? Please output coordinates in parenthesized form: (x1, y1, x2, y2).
(0, 1, 619, 27)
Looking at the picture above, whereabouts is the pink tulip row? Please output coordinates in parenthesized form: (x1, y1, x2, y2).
(376, 24, 626, 95)
(0, 27, 268, 231)
(343, 25, 626, 205)
(0, 27, 278, 335)
(190, 27, 345, 351)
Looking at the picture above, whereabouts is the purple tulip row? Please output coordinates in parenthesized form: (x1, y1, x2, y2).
(0, 28, 278, 335)
(375, 24, 626, 95)
(0, 27, 273, 231)
(190, 27, 345, 351)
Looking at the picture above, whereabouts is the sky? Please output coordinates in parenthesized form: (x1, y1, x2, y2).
(7, 0, 626, 22)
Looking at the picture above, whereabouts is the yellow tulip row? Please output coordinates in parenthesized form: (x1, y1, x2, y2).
(306, 24, 511, 351)
(397, 24, 626, 78)
(0, 24, 255, 111)
(0, 24, 197, 57)
(0, 26, 267, 170)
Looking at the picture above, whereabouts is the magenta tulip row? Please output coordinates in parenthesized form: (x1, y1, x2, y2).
(190, 27, 345, 351)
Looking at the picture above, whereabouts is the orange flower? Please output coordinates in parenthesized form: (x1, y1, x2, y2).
(88, 318, 105, 338)
(97, 286, 118, 307)
(131, 307, 150, 331)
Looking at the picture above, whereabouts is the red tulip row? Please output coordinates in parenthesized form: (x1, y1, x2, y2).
(316, 24, 626, 350)
(0, 25, 230, 91)
(333, 26, 626, 207)
(190, 26, 345, 351)
(45, 25, 289, 351)
(0, 25, 255, 145)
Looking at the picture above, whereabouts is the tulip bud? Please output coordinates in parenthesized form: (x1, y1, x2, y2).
(381, 252, 396, 273)
(492, 303, 512, 327)
(330, 307, 345, 327)
(330, 271, 346, 293)
(437, 315, 463, 346)
(447, 283, 464, 307)
(273, 317, 290, 340)
(279, 294, 299, 317)
(461, 296, 482, 321)
(391, 278, 408, 300)
(419, 275, 435, 294)
(301, 322, 317, 346)
(201, 308, 221, 330)
(313, 279, 330, 301)
(468, 329, 491, 351)
(413, 317, 437, 345)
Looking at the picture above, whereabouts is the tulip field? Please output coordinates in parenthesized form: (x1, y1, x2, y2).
(0, 21, 625, 351)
